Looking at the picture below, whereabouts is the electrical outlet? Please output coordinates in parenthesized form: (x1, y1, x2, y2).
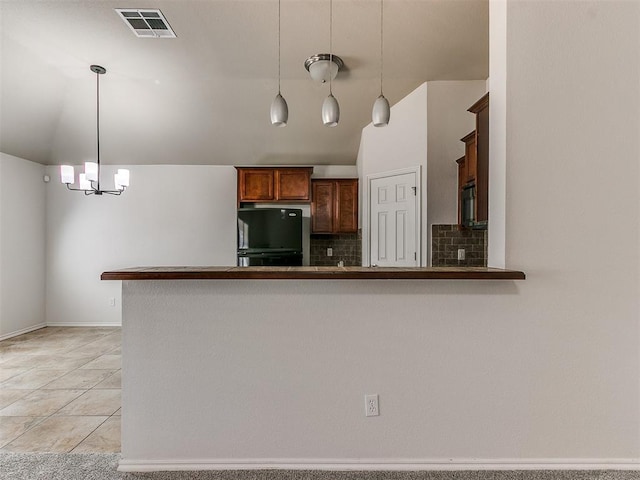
(327, 247, 333, 257)
(457, 248, 465, 261)
(108, 297, 116, 307)
(365, 394, 379, 417)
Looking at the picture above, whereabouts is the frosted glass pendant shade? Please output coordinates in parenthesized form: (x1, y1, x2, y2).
(85, 162, 98, 182)
(270, 93, 288, 127)
(304, 54, 344, 83)
(372, 95, 390, 127)
(322, 94, 340, 127)
(79, 173, 91, 190)
(60, 165, 75, 184)
(309, 60, 339, 83)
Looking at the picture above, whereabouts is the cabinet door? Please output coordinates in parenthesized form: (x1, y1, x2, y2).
(468, 93, 489, 224)
(276, 168, 312, 202)
(311, 181, 334, 233)
(456, 157, 466, 226)
(475, 104, 489, 223)
(238, 169, 275, 202)
(464, 135, 477, 184)
(335, 180, 358, 233)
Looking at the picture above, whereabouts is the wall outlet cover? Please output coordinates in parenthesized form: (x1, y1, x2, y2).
(365, 394, 379, 416)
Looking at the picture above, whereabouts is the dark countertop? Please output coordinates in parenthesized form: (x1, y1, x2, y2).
(101, 266, 525, 281)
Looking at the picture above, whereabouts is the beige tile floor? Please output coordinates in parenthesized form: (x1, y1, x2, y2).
(0, 326, 121, 453)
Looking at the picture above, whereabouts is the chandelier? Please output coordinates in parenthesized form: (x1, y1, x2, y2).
(60, 65, 130, 195)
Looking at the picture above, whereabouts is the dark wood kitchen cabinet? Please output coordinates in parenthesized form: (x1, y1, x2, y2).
(455, 156, 466, 226)
(236, 167, 313, 204)
(311, 179, 358, 234)
(275, 168, 313, 201)
(456, 93, 489, 228)
(461, 131, 477, 184)
(469, 93, 489, 225)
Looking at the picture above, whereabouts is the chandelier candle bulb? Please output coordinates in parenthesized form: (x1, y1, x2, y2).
(60, 165, 75, 184)
(117, 169, 130, 187)
(85, 161, 99, 182)
(79, 173, 91, 190)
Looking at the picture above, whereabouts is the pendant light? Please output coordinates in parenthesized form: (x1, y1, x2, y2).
(270, 0, 288, 126)
(372, 0, 390, 127)
(322, 0, 339, 127)
(60, 65, 130, 195)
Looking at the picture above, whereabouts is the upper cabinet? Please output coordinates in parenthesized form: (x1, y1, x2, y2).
(311, 179, 358, 234)
(461, 131, 477, 185)
(457, 93, 489, 229)
(468, 93, 489, 225)
(236, 167, 313, 204)
(276, 168, 314, 202)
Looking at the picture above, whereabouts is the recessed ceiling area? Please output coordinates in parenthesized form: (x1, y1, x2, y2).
(0, 0, 488, 166)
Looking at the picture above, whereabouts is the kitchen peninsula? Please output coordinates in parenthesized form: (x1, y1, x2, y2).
(104, 265, 524, 472)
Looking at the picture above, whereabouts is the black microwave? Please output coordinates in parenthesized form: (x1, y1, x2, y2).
(461, 184, 475, 228)
(461, 184, 487, 229)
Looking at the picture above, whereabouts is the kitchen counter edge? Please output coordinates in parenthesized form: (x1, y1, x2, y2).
(101, 266, 526, 281)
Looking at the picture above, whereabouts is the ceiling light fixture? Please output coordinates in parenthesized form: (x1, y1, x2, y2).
(372, 0, 390, 127)
(321, 0, 339, 127)
(60, 65, 130, 196)
(304, 53, 344, 84)
(270, 0, 288, 126)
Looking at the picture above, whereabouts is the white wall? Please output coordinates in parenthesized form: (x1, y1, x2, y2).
(426, 81, 487, 262)
(0, 153, 46, 339)
(358, 83, 428, 266)
(488, 0, 507, 268)
(45, 165, 238, 326)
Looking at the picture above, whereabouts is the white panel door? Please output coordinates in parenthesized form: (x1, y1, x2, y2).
(370, 172, 418, 267)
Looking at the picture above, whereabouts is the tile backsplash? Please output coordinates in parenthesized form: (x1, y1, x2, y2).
(432, 224, 487, 267)
(310, 231, 361, 266)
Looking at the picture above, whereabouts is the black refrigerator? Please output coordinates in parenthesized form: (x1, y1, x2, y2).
(237, 208, 303, 266)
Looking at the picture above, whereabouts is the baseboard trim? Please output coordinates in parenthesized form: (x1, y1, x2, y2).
(0, 323, 46, 341)
(46, 322, 122, 327)
(117, 458, 640, 473)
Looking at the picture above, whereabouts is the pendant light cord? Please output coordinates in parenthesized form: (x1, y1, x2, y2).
(278, 0, 281, 94)
(96, 69, 101, 190)
(380, 0, 384, 96)
(329, 0, 333, 95)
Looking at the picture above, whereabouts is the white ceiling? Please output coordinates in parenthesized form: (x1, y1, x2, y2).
(0, 0, 488, 166)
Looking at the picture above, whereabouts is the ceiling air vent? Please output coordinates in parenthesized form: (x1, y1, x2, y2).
(116, 9, 176, 38)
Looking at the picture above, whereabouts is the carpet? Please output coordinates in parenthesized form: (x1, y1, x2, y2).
(0, 454, 637, 480)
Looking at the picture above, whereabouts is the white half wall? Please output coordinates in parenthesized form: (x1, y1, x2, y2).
(121, 0, 639, 467)
(0, 153, 46, 338)
(45, 165, 238, 326)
